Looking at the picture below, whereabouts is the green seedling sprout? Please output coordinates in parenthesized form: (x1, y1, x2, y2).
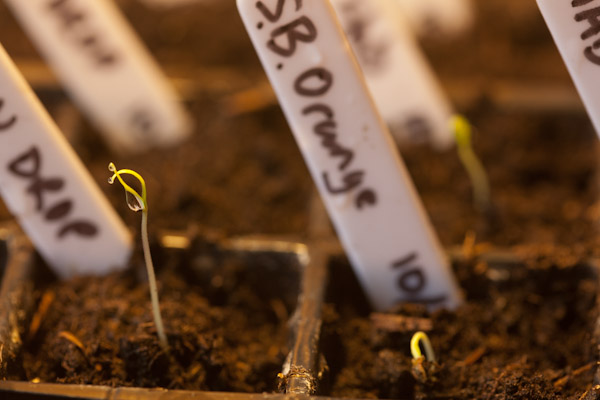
(108, 162, 168, 350)
(410, 331, 436, 363)
(451, 114, 491, 213)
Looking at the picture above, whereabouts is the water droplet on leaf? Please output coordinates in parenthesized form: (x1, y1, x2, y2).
(125, 191, 145, 212)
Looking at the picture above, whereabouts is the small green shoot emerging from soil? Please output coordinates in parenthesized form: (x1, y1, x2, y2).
(411, 331, 435, 362)
(451, 115, 491, 213)
(108, 162, 168, 350)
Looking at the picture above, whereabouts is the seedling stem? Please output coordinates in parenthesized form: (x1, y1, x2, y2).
(411, 331, 436, 362)
(108, 162, 168, 350)
(451, 115, 491, 213)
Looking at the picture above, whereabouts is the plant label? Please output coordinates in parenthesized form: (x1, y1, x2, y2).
(237, 0, 461, 311)
(4, 0, 193, 153)
(139, 0, 206, 8)
(538, 0, 600, 136)
(397, 0, 474, 37)
(0, 44, 132, 278)
(331, 0, 454, 149)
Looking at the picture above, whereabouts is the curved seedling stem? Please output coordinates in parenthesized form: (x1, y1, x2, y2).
(108, 162, 168, 351)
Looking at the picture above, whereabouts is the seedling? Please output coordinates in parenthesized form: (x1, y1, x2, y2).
(410, 331, 436, 384)
(410, 331, 435, 362)
(108, 162, 168, 350)
(451, 114, 491, 213)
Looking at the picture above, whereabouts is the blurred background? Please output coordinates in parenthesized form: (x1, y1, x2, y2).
(0, 0, 597, 251)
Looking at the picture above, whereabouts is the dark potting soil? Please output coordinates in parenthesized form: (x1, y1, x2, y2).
(321, 253, 600, 400)
(16, 241, 298, 392)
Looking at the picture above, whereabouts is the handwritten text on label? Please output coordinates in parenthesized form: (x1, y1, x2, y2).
(332, 0, 442, 145)
(392, 252, 447, 306)
(337, 1, 390, 73)
(247, 0, 452, 306)
(1, 98, 99, 239)
(5, 0, 193, 153)
(0, 99, 17, 132)
(573, 0, 600, 65)
(44, 0, 159, 140)
(257, 0, 377, 210)
(47, 0, 119, 67)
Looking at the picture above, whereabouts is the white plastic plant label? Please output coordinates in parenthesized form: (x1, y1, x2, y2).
(237, 0, 461, 311)
(4, 0, 192, 153)
(138, 0, 205, 8)
(331, 0, 454, 149)
(397, 0, 474, 37)
(537, 0, 600, 137)
(0, 44, 132, 278)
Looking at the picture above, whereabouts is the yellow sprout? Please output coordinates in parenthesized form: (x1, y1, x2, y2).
(410, 331, 436, 362)
(450, 115, 491, 213)
(108, 163, 168, 350)
(108, 162, 146, 212)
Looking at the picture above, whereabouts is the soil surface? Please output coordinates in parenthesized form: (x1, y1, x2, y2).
(16, 241, 298, 391)
(321, 254, 600, 400)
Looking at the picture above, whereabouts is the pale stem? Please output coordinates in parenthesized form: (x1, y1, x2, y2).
(451, 115, 491, 213)
(141, 210, 168, 350)
(458, 146, 490, 213)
